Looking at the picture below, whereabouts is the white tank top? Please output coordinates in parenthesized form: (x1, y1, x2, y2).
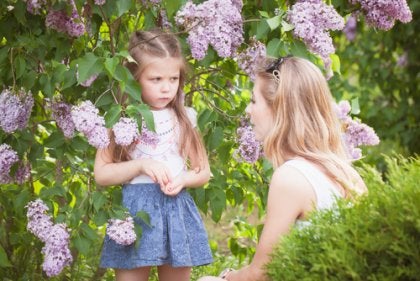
(283, 159, 343, 228)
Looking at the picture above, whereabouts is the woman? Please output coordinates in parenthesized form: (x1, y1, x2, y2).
(200, 56, 366, 281)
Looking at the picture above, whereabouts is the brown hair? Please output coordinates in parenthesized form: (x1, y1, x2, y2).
(257, 57, 363, 197)
(110, 29, 206, 168)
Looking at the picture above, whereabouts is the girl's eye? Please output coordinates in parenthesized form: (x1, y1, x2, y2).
(151, 77, 161, 82)
(170, 77, 179, 82)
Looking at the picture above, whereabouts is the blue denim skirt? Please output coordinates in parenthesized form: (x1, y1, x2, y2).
(100, 183, 213, 269)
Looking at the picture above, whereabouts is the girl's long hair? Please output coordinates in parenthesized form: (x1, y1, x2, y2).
(110, 29, 206, 167)
(258, 57, 363, 197)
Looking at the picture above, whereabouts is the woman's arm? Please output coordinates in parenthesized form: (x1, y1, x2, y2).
(94, 148, 172, 187)
(227, 165, 315, 281)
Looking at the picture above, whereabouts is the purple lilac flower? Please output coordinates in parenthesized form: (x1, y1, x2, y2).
(15, 161, 31, 184)
(51, 101, 76, 138)
(0, 144, 19, 184)
(343, 14, 357, 41)
(140, 124, 159, 146)
(397, 52, 408, 67)
(26, 199, 54, 243)
(79, 73, 99, 87)
(350, 0, 412, 30)
(42, 223, 73, 277)
(234, 118, 262, 163)
(159, 9, 172, 30)
(71, 100, 110, 148)
(112, 117, 140, 146)
(334, 100, 380, 160)
(26, 0, 47, 14)
(175, 0, 244, 60)
(94, 0, 106, 5)
(287, 1, 344, 71)
(45, 0, 85, 37)
(236, 37, 266, 81)
(107, 216, 137, 246)
(0, 88, 34, 133)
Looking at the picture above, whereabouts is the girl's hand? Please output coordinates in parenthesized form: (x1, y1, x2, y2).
(162, 173, 186, 196)
(139, 159, 172, 187)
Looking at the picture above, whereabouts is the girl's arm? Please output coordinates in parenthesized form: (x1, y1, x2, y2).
(226, 165, 315, 281)
(94, 148, 171, 187)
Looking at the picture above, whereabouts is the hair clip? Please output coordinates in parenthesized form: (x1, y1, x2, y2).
(265, 55, 292, 83)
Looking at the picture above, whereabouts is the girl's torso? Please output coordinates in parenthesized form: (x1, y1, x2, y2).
(129, 107, 197, 184)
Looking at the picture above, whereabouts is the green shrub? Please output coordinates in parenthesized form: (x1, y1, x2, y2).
(266, 156, 420, 281)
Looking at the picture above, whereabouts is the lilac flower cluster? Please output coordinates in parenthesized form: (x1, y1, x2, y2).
(140, 123, 159, 146)
(71, 100, 110, 148)
(106, 216, 137, 246)
(175, 0, 244, 60)
(51, 101, 76, 138)
(0, 144, 19, 184)
(26, 199, 73, 277)
(94, 0, 106, 5)
(234, 118, 262, 163)
(343, 14, 358, 41)
(141, 0, 161, 6)
(14, 161, 32, 184)
(45, 0, 85, 37)
(112, 117, 140, 146)
(236, 37, 266, 81)
(25, 0, 47, 14)
(0, 88, 34, 134)
(350, 0, 412, 30)
(335, 100, 380, 160)
(287, 0, 344, 70)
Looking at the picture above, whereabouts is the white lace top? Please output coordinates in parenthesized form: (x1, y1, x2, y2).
(129, 107, 197, 184)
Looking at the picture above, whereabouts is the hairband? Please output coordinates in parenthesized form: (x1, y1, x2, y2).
(265, 55, 292, 83)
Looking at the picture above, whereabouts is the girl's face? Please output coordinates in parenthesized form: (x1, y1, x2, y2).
(245, 77, 274, 141)
(138, 57, 181, 110)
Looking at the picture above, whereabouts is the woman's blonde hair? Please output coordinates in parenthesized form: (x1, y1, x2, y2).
(257, 56, 359, 197)
(110, 29, 206, 167)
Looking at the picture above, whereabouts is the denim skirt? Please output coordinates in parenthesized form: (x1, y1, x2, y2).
(100, 183, 213, 269)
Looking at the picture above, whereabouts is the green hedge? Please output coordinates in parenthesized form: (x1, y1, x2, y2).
(266, 156, 420, 281)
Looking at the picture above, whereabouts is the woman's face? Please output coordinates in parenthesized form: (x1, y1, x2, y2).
(137, 57, 181, 110)
(245, 77, 274, 141)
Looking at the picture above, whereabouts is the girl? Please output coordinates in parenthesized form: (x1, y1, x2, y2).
(200, 57, 367, 281)
(94, 29, 213, 281)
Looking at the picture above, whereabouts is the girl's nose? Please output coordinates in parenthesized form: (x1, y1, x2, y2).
(161, 81, 170, 92)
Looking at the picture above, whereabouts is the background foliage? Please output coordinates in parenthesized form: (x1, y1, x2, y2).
(0, 0, 418, 280)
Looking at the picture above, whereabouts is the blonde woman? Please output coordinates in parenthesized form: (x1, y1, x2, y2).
(200, 56, 366, 281)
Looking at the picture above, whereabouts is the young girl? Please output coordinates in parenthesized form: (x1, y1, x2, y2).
(199, 56, 367, 281)
(94, 29, 213, 281)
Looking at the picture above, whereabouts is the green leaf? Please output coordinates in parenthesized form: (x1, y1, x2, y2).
(115, 0, 133, 17)
(44, 132, 65, 148)
(104, 57, 119, 77)
(137, 104, 155, 131)
(92, 191, 107, 211)
(0, 245, 12, 267)
(266, 15, 282, 30)
(14, 55, 26, 79)
(136, 211, 151, 227)
(209, 187, 226, 222)
(104, 104, 122, 127)
(331, 54, 341, 75)
(164, 0, 185, 18)
(258, 11, 269, 18)
(208, 126, 224, 150)
(73, 235, 91, 256)
(75, 53, 103, 84)
(351, 98, 360, 115)
(281, 20, 294, 32)
(266, 38, 282, 57)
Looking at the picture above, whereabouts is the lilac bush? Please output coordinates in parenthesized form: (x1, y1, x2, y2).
(45, 0, 85, 37)
(234, 118, 262, 163)
(236, 37, 266, 81)
(50, 101, 76, 139)
(0, 144, 19, 184)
